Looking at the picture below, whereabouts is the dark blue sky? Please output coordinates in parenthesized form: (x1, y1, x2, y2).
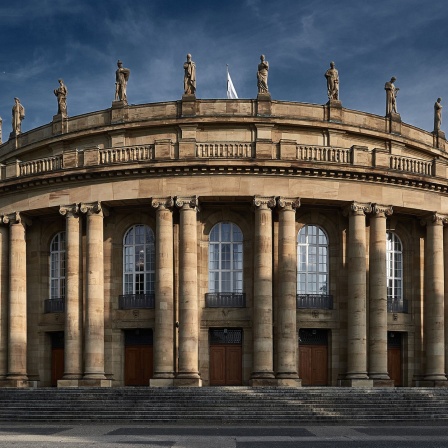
(1, 0, 447, 134)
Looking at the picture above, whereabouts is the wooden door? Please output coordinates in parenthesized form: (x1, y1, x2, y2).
(299, 345, 328, 386)
(51, 348, 64, 387)
(388, 347, 402, 386)
(125, 345, 153, 386)
(210, 345, 242, 386)
(299, 346, 312, 386)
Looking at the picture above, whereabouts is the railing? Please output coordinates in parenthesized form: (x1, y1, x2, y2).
(205, 292, 246, 307)
(44, 298, 65, 314)
(298, 145, 351, 164)
(387, 298, 408, 313)
(196, 143, 254, 158)
(20, 155, 63, 176)
(100, 145, 154, 164)
(118, 293, 155, 309)
(390, 155, 433, 176)
(296, 294, 333, 310)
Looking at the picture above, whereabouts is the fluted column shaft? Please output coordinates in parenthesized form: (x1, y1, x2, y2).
(0, 223, 8, 379)
(81, 202, 106, 379)
(176, 197, 200, 379)
(346, 203, 369, 379)
(60, 205, 82, 379)
(368, 205, 392, 379)
(424, 214, 446, 381)
(6, 213, 28, 380)
(251, 196, 275, 379)
(276, 197, 300, 380)
(152, 197, 175, 381)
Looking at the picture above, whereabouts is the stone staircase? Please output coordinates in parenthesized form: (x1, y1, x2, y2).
(0, 387, 448, 423)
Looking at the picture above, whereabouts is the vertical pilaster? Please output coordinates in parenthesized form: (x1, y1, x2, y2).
(58, 204, 82, 386)
(422, 213, 446, 384)
(150, 197, 175, 387)
(0, 220, 8, 380)
(250, 196, 276, 386)
(174, 196, 201, 387)
(79, 201, 111, 386)
(342, 202, 372, 387)
(276, 197, 301, 386)
(368, 204, 393, 385)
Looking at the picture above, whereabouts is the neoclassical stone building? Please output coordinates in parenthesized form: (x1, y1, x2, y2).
(0, 93, 447, 388)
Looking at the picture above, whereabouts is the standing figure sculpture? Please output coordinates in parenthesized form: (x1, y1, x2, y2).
(257, 54, 269, 94)
(183, 54, 196, 95)
(54, 79, 68, 117)
(434, 98, 442, 132)
(325, 61, 339, 101)
(385, 77, 399, 115)
(115, 60, 130, 104)
(12, 97, 25, 135)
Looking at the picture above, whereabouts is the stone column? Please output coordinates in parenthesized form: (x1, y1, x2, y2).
(174, 196, 201, 387)
(0, 220, 8, 380)
(444, 224, 448, 379)
(342, 202, 372, 387)
(250, 196, 276, 386)
(368, 204, 393, 386)
(58, 204, 83, 386)
(422, 213, 446, 384)
(5, 212, 29, 386)
(276, 197, 301, 386)
(80, 202, 110, 386)
(150, 197, 175, 387)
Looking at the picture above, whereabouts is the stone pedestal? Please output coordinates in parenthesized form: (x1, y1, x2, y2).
(327, 99, 342, 122)
(59, 205, 82, 381)
(175, 197, 201, 386)
(276, 197, 300, 386)
(368, 205, 392, 381)
(251, 196, 275, 382)
(257, 93, 271, 116)
(52, 113, 68, 134)
(344, 202, 370, 383)
(340, 378, 374, 387)
(151, 197, 175, 385)
(249, 378, 278, 387)
(433, 130, 446, 150)
(181, 94, 196, 117)
(111, 100, 128, 123)
(388, 112, 401, 134)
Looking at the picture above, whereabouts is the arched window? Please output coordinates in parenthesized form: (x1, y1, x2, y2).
(50, 231, 66, 299)
(297, 225, 329, 295)
(209, 222, 243, 293)
(123, 225, 155, 295)
(386, 231, 403, 305)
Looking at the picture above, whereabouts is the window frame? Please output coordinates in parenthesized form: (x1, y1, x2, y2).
(49, 231, 66, 300)
(386, 231, 403, 302)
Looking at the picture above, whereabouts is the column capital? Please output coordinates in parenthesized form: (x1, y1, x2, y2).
(80, 201, 109, 217)
(175, 196, 199, 211)
(343, 201, 372, 217)
(277, 197, 300, 211)
(371, 204, 393, 218)
(253, 196, 276, 210)
(151, 196, 174, 211)
(59, 203, 79, 218)
(421, 212, 447, 227)
(2, 211, 31, 226)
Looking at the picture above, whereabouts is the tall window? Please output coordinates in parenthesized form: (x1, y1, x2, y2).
(209, 222, 243, 293)
(50, 231, 66, 299)
(297, 225, 329, 295)
(123, 225, 155, 295)
(386, 231, 403, 302)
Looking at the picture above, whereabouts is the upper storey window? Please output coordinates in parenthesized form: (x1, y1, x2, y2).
(208, 222, 243, 293)
(123, 225, 155, 295)
(50, 231, 66, 300)
(386, 231, 405, 312)
(297, 225, 329, 296)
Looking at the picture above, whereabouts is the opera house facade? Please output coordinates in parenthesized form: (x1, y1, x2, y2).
(0, 64, 447, 388)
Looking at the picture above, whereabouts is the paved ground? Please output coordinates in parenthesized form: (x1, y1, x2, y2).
(0, 424, 448, 447)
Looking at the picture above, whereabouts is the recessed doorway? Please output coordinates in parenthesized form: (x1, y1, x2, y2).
(124, 329, 153, 386)
(299, 328, 329, 386)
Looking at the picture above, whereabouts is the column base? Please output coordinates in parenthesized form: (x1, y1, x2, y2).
(0, 379, 36, 388)
(372, 379, 395, 387)
(276, 378, 302, 387)
(173, 378, 202, 387)
(415, 379, 448, 387)
(150, 378, 174, 387)
(339, 379, 373, 387)
(249, 378, 278, 387)
(77, 379, 112, 387)
(58, 379, 83, 388)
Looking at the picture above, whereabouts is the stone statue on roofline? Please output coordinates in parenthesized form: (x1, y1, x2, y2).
(325, 61, 339, 101)
(257, 54, 269, 94)
(183, 53, 196, 95)
(115, 60, 130, 104)
(12, 97, 25, 135)
(54, 79, 68, 117)
(385, 76, 399, 115)
(434, 98, 442, 132)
